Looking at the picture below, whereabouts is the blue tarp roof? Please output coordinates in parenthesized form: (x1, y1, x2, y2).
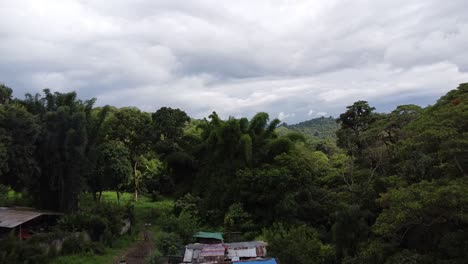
(234, 259, 277, 264)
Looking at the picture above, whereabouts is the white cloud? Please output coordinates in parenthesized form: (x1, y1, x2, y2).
(278, 112, 289, 121)
(277, 112, 295, 121)
(1, 0, 468, 123)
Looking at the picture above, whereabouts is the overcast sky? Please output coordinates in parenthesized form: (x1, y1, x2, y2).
(1, 0, 468, 123)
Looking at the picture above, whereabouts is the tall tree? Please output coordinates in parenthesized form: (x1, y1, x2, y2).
(0, 84, 13, 104)
(96, 141, 132, 204)
(19, 89, 94, 211)
(0, 103, 39, 190)
(336, 101, 377, 153)
(151, 107, 190, 147)
(104, 107, 152, 200)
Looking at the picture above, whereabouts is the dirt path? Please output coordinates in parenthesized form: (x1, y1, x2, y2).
(114, 231, 154, 264)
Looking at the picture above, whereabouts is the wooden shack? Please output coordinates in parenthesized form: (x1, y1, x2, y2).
(183, 243, 226, 263)
(182, 241, 268, 263)
(0, 207, 61, 239)
(225, 241, 267, 261)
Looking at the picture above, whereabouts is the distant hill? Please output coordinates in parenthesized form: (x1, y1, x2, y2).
(279, 116, 339, 140)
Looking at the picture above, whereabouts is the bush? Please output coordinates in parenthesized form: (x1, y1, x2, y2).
(174, 193, 201, 217)
(62, 236, 85, 255)
(155, 232, 183, 256)
(147, 250, 164, 264)
(263, 223, 335, 264)
(57, 202, 134, 246)
(0, 185, 32, 207)
(85, 241, 106, 255)
(224, 203, 254, 234)
(58, 213, 108, 241)
(158, 211, 199, 244)
(0, 234, 49, 264)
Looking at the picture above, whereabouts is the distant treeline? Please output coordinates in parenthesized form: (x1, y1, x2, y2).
(281, 116, 339, 139)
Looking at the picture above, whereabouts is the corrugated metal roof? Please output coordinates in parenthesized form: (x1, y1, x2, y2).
(234, 259, 277, 264)
(200, 244, 225, 256)
(0, 207, 60, 228)
(186, 243, 209, 250)
(225, 241, 267, 249)
(193, 231, 224, 240)
(186, 241, 268, 250)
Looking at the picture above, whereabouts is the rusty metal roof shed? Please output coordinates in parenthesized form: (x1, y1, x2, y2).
(0, 207, 61, 228)
(226, 241, 267, 248)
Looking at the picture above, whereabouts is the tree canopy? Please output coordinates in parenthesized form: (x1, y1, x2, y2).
(1, 83, 468, 264)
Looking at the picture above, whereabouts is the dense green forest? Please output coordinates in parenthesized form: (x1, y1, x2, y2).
(279, 116, 339, 139)
(1, 83, 468, 264)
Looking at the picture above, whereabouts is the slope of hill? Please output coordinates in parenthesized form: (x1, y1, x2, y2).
(283, 116, 339, 139)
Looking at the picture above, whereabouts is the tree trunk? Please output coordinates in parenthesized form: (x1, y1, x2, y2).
(134, 161, 139, 202)
(116, 191, 120, 205)
(454, 156, 467, 177)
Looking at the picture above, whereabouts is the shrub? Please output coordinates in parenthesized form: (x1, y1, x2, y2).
(62, 236, 85, 255)
(155, 232, 183, 256)
(0, 233, 49, 264)
(263, 223, 335, 264)
(57, 202, 134, 246)
(147, 250, 164, 264)
(58, 213, 108, 241)
(158, 211, 199, 244)
(174, 193, 201, 217)
(85, 241, 106, 255)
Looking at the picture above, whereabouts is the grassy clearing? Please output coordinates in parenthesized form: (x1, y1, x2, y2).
(80, 191, 174, 223)
(50, 191, 174, 264)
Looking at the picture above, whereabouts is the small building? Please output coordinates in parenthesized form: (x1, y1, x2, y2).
(0, 207, 61, 239)
(183, 243, 226, 263)
(182, 240, 269, 263)
(193, 231, 224, 244)
(225, 241, 267, 261)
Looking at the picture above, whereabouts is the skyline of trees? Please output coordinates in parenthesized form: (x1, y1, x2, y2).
(1, 82, 467, 264)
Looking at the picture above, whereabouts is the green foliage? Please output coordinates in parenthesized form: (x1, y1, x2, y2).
(12, 89, 97, 211)
(152, 107, 189, 139)
(237, 150, 332, 226)
(336, 100, 377, 155)
(0, 102, 39, 191)
(263, 223, 335, 264)
(0, 83, 13, 104)
(58, 202, 133, 247)
(341, 240, 396, 264)
(96, 141, 132, 202)
(284, 116, 339, 140)
(175, 193, 201, 217)
(374, 179, 468, 256)
(224, 202, 254, 234)
(0, 234, 49, 264)
(104, 107, 152, 159)
(61, 236, 87, 255)
(158, 211, 200, 244)
(155, 231, 183, 255)
(146, 250, 164, 264)
(332, 205, 370, 259)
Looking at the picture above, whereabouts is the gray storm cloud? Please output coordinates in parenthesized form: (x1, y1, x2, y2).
(1, 0, 468, 123)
